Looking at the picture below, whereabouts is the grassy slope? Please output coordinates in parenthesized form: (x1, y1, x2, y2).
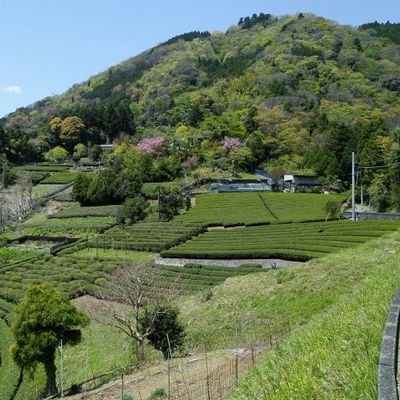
(0, 319, 132, 400)
(224, 233, 400, 399)
(0, 319, 20, 400)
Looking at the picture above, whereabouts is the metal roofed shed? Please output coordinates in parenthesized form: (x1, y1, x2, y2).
(99, 144, 114, 151)
(283, 174, 321, 193)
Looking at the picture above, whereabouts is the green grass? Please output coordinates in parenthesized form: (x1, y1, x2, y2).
(40, 171, 79, 184)
(175, 192, 345, 226)
(49, 204, 123, 219)
(0, 319, 23, 400)
(1, 318, 133, 400)
(227, 237, 400, 399)
(181, 228, 400, 360)
(163, 220, 399, 260)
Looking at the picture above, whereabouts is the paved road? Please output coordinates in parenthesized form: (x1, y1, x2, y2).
(155, 257, 297, 268)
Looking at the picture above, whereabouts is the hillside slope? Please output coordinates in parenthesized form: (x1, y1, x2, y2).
(1, 13, 400, 188)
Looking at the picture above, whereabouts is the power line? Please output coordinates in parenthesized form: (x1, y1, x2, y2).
(357, 161, 400, 170)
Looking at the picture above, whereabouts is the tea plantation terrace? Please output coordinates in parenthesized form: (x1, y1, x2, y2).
(175, 192, 345, 226)
(162, 220, 400, 261)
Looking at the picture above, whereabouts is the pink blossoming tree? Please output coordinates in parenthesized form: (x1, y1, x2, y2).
(223, 137, 243, 151)
(137, 136, 165, 154)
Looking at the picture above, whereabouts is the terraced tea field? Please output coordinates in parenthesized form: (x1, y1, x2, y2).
(162, 220, 400, 261)
(0, 248, 265, 321)
(21, 216, 116, 237)
(175, 192, 344, 226)
(0, 253, 115, 320)
(12, 164, 71, 173)
(49, 204, 123, 218)
(40, 171, 79, 184)
(84, 222, 204, 252)
(32, 184, 66, 197)
(157, 263, 265, 292)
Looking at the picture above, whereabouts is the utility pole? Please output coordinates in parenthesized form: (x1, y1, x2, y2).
(360, 185, 364, 206)
(1, 161, 6, 191)
(352, 152, 356, 221)
(158, 188, 161, 222)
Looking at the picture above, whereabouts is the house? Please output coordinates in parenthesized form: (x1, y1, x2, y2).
(283, 174, 321, 192)
(99, 144, 113, 151)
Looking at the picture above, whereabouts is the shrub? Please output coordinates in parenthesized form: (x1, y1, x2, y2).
(149, 388, 167, 399)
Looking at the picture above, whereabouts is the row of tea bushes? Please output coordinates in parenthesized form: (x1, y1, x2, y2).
(162, 220, 400, 261)
(85, 222, 205, 252)
(175, 192, 345, 226)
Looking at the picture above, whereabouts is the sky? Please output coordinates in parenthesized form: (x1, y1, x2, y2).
(1, 0, 399, 118)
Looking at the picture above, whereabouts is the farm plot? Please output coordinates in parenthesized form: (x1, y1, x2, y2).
(0, 254, 117, 315)
(62, 253, 265, 294)
(175, 192, 344, 226)
(85, 222, 204, 252)
(162, 220, 400, 261)
(259, 193, 345, 223)
(40, 171, 79, 184)
(0, 251, 264, 321)
(32, 184, 66, 197)
(175, 193, 271, 226)
(21, 216, 116, 237)
(157, 263, 265, 293)
(12, 164, 71, 173)
(49, 204, 123, 219)
(0, 248, 41, 267)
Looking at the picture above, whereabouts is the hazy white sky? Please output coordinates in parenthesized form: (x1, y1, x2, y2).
(1, 0, 399, 118)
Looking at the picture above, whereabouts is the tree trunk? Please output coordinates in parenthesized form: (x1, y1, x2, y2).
(44, 351, 57, 396)
(139, 339, 145, 362)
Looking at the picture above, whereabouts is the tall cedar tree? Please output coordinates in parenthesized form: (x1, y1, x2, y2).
(10, 284, 89, 396)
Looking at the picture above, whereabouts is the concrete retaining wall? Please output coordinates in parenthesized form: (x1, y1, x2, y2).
(342, 212, 400, 221)
(378, 289, 400, 400)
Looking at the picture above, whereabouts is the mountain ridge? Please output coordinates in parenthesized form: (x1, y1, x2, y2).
(1, 13, 400, 195)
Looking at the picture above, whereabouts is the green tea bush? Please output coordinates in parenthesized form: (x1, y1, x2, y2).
(163, 220, 400, 260)
(175, 192, 345, 226)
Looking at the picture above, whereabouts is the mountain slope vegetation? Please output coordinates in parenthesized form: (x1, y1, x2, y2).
(1, 13, 400, 202)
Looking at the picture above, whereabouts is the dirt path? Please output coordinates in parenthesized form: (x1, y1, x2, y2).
(67, 348, 257, 400)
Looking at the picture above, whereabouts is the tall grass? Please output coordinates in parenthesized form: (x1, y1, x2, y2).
(228, 233, 400, 399)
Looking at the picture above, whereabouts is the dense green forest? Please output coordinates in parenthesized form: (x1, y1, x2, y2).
(2, 14, 400, 209)
(359, 21, 400, 44)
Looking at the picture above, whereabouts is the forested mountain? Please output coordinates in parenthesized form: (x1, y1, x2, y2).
(359, 21, 400, 44)
(2, 13, 400, 202)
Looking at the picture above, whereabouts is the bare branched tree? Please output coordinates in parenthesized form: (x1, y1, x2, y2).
(92, 262, 181, 361)
(3, 176, 35, 223)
